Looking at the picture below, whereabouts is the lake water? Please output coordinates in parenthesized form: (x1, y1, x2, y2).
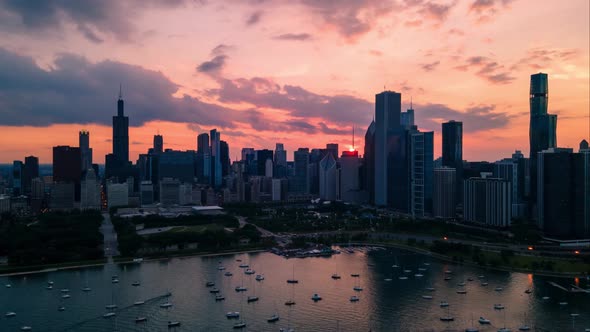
(1, 247, 589, 331)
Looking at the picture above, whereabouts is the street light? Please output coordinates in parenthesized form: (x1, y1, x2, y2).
(528, 246, 534, 251)
(574, 250, 580, 255)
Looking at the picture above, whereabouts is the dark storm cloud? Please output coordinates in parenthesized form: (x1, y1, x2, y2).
(273, 33, 313, 41)
(196, 55, 228, 73)
(245, 10, 263, 26)
(0, 47, 234, 127)
(415, 103, 510, 132)
(0, 0, 189, 42)
(454, 56, 515, 84)
(421, 61, 440, 72)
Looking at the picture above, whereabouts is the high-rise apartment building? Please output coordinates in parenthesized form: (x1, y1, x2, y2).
(79, 130, 93, 172)
(442, 120, 463, 204)
(433, 167, 456, 218)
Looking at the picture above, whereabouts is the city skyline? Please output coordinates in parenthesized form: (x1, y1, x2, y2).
(0, 0, 589, 163)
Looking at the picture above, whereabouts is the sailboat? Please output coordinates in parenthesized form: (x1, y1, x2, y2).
(267, 302, 280, 322)
(236, 270, 248, 292)
(497, 310, 510, 332)
(287, 264, 299, 284)
(353, 276, 363, 291)
(465, 314, 479, 332)
(247, 276, 259, 303)
(518, 313, 531, 331)
(233, 288, 247, 329)
(440, 305, 454, 321)
(285, 269, 296, 306)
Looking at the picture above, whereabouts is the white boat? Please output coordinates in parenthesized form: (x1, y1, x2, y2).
(351, 273, 360, 277)
(205, 281, 215, 287)
(287, 279, 299, 284)
(445, 270, 453, 274)
(498, 328, 511, 332)
(279, 328, 295, 332)
(466, 328, 479, 332)
(226, 311, 240, 318)
(168, 321, 181, 328)
(570, 313, 580, 317)
(247, 296, 259, 303)
(399, 276, 408, 280)
(285, 299, 296, 305)
(225, 272, 233, 277)
(519, 325, 531, 331)
(209, 287, 220, 293)
(440, 301, 449, 307)
(478, 275, 485, 279)
(331, 273, 341, 279)
(233, 321, 246, 329)
(215, 294, 225, 301)
(458, 282, 466, 287)
(255, 274, 265, 281)
(245, 269, 255, 275)
(60, 289, 70, 293)
(422, 295, 433, 299)
(267, 314, 280, 322)
(58, 307, 65, 312)
(61, 294, 71, 299)
(426, 287, 435, 292)
(494, 304, 505, 310)
(160, 302, 173, 308)
(5, 284, 11, 288)
(559, 301, 568, 306)
(403, 269, 412, 273)
(46, 286, 53, 290)
(478, 317, 491, 324)
(134, 301, 145, 306)
(350, 295, 360, 302)
(5, 312, 16, 317)
(424, 263, 430, 266)
(495, 287, 504, 292)
(414, 273, 424, 278)
(48, 281, 54, 285)
(524, 289, 532, 294)
(481, 282, 489, 286)
(456, 289, 467, 294)
(311, 293, 322, 301)
(418, 267, 427, 271)
(218, 266, 226, 270)
(384, 278, 392, 281)
(111, 279, 119, 284)
(132, 258, 144, 263)
(239, 264, 249, 268)
(103, 312, 116, 318)
(353, 286, 363, 291)
(235, 286, 247, 292)
(542, 296, 550, 300)
(440, 316, 454, 322)
(105, 304, 118, 310)
(82, 287, 91, 292)
(444, 276, 452, 281)
(20, 327, 32, 331)
(132, 281, 140, 286)
(135, 316, 147, 323)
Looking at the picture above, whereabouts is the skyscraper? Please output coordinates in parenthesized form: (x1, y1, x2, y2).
(433, 167, 456, 218)
(340, 150, 360, 203)
(464, 175, 512, 227)
(364, 121, 375, 203)
(409, 130, 434, 217)
(580, 139, 589, 151)
(80, 168, 100, 210)
(197, 133, 210, 184)
(113, 86, 129, 165)
(274, 143, 287, 178)
(374, 91, 401, 206)
(53, 146, 81, 184)
(319, 153, 337, 200)
(442, 120, 463, 204)
(537, 148, 589, 239)
(326, 143, 339, 160)
(210, 129, 222, 187)
(401, 104, 415, 129)
(529, 73, 557, 216)
(220, 140, 230, 177)
(12, 160, 23, 196)
(292, 148, 310, 193)
(79, 130, 92, 172)
(256, 149, 274, 176)
(153, 134, 163, 154)
(23, 156, 39, 195)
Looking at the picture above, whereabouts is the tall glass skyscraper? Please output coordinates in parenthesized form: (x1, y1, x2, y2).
(529, 73, 557, 214)
(442, 120, 463, 208)
(374, 91, 401, 206)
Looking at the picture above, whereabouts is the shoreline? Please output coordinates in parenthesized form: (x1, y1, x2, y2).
(341, 241, 589, 279)
(0, 248, 267, 277)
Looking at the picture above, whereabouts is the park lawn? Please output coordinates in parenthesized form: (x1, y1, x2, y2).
(167, 224, 223, 234)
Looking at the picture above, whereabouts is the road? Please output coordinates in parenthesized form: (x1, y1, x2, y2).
(100, 213, 120, 260)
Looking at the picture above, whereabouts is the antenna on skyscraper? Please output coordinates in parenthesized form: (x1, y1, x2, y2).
(352, 125, 355, 151)
(410, 96, 413, 110)
(118, 83, 123, 99)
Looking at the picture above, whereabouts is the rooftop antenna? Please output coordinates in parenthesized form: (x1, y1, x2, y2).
(410, 96, 413, 110)
(118, 83, 123, 99)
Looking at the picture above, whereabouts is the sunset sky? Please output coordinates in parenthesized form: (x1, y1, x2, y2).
(0, 0, 588, 164)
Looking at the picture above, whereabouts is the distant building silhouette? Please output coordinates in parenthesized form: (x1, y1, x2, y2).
(292, 148, 310, 193)
(580, 139, 589, 151)
(79, 130, 93, 173)
(113, 86, 129, 165)
(464, 174, 512, 227)
(23, 156, 39, 195)
(433, 167, 456, 219)
(442, 120, 463, 207)
(153, 134, 163, 154)
(319, 152, 337, 200)
(210, 129, 222, 188)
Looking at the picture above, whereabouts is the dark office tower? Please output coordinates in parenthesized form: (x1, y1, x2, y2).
(153, 134, 163, 154)
(401, 104, 415, 129)
(113, 87, 129, 164)
(79, 130, 92, 172)
(364, 121, 376, 203)
(196, 133, 210, 184)
(538, 148, 589, 239)
(12, 160, 23, 196)
(326, 143, 339, 160)
(442, 120, 463, 203)
(210, 129, 222, 187)
(529, 73, 557, 215)
(409, 131, 434, 217)
(274, 143, 287, 178)
(375, 91, 402, 206)
(158, 150, 195, 183)
(256, 149, 274, 176)
(220, 140, 230, 177)
(433, 167, 456, 218)
(292, 148, 310, 193)
(581, 139, 589, 151)
(53, 146, 82, 201)
(23, 156, 39, 195)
